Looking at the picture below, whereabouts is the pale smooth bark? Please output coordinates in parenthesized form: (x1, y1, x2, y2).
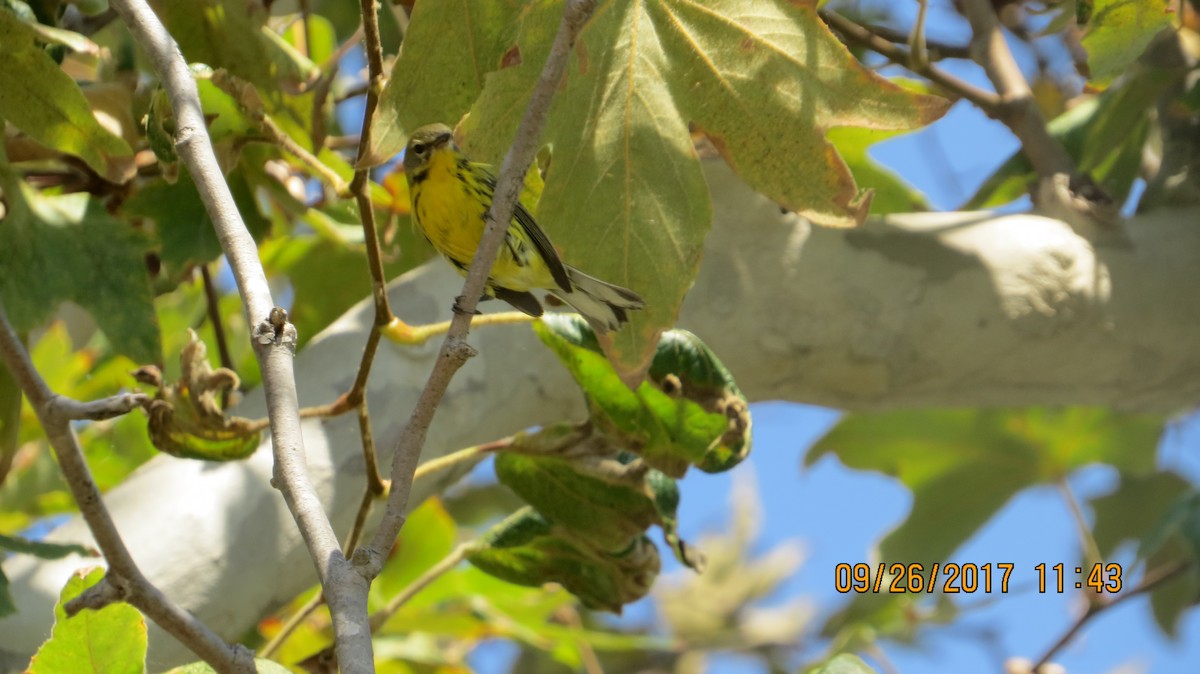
(3, 161, 1199, 669)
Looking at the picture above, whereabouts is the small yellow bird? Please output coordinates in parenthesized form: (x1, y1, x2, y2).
(403, 124, 644, 332)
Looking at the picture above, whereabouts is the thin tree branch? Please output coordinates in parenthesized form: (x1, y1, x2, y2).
(909, 0, 930, 68)
(315, 0, 397, 521)
(820, 9, 1001, 111)
(259, 590, 327, 659)
(257, 112, 350, 196)
(384, 311, 536, 346)
(959, 0, 1076, 178)
(0, 306, 255, 674)
(50, 392, 148, 422)
(200, 264, 236, 410)
(107, 1, 374, 671)
(1057, 479, 1102, 571)
(357, 0, 600, 578)
(356, 401, 387, 496)
(368, 543, 472, 631)
(200, 264, 235, 374)
(848, 20, 972, 60)
(350, 0, 394, 331)
(1031, 560, 1194, 672)
(409, 436, 512, 481)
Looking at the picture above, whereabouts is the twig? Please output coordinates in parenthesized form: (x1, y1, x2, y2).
(51, 392, 148, 421)
(959, 0, 1076, 178)
(357, 401, 387, 495)
(318, 0, 398, 515)
(909, 0, 930, 68)
(556, 604, 605, 674)
(368, 543, 472, 631)
(383, 311, 536, 346)
(852, 19, 971, 60)
(257, 112, 350, 196)
(1031, 560, 1193, 672)
(0, 306, 255, 674)
(410, 436, 512, 481)
(200, 264, 236, 411)
(1057, 479, 1102, 571)
(820, 10, 1001, 111)
(107, 1, 375, 671)
(357, 0, 600, 578)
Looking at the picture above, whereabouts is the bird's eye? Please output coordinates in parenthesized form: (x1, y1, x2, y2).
(411, 142, 427, 156)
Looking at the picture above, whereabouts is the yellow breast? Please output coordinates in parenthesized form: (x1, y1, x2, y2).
(411, 149, 556, 292)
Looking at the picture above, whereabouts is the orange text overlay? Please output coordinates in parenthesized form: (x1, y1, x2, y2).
(833, 562, 1125, 594)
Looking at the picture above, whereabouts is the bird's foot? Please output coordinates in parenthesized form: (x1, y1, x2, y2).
(451, 295, 483, 316)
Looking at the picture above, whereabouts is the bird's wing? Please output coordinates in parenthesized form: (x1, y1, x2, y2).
(477, 167, 573, 292)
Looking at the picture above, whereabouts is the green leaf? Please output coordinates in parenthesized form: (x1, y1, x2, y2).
(148, 0, 274, 89)
(828, 126, 928, 215)
(0, 155, 161, 365)
(534, 314, 750, 478)
(0, 9, 134, 182)
(1082, 0, 1173, 83)
(466, 507, 660, 613)
(813, 654, 880, 674)
(124, 164, 270, 273)
(373, 498, 458, 607)
(366, 0, 523, 164)
(1136, 490, 1200, 636)
(123, 176, 218, 270)
(0, 533, 97, 560)
(807, 408, 1162, 566)
(163, 660, 292, 674)
(1091, 471, 1194, 558)
(453, 0, 947, 375)
(1091, 473, 1198, 637)
(281, 13, 338, 66)
(494, 424, 699, 568)
(1140, 491, 1200, 564)
(27, 568, 147, 674)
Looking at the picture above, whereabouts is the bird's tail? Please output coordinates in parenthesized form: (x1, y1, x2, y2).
(554, 266, 645, 333)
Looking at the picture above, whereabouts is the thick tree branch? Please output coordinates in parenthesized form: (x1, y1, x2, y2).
(0, 307, 253, 674)
(359, 0, 599, 577)
(108, 0, 373, 671)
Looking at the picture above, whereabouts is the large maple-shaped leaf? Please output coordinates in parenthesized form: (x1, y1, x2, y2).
(454, 0, 947, 378)
(368, 1, 947, 378)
